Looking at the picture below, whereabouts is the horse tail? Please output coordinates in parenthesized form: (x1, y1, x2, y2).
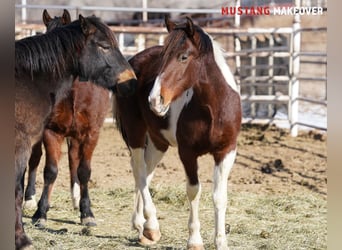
(112, 95, 130, 150)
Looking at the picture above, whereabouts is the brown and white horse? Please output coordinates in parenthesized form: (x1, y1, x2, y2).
(115, 16, 241, 249)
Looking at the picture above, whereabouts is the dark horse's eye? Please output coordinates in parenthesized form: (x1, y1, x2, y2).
(97, 43, 111, 52)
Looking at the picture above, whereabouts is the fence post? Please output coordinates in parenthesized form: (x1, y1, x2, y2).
(21, 0, 27, 24)
(118, 33, 124, 52)
(251, 35, 257, 117)
(234, 0, 240, 27)
(234, 35, 241, 93)
(137, 34, 146, 52)
(268, 35, 274, 117)
(289, 1, 301, 137)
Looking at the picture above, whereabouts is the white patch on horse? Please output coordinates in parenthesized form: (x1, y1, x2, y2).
(149, 74, 162, 100)
(71, 182, 80, 209)
(213, 148, 237, 248)
(160, 88, 194, 146)
(130, 147, 160, 234)
(186, 182, 203, 247)
(209, 36, 239, 94)
(148, 74, 169, 116)
(23, 195, 37, 210)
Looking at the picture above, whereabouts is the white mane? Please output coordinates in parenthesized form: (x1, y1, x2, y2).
(210, 36, 240, 94)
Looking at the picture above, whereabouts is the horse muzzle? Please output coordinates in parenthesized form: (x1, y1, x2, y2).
(115, 69, 138, 97)
(148, 94, 170, 117)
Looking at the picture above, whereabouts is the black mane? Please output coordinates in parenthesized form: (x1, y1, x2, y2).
(15, 19, 86, 80)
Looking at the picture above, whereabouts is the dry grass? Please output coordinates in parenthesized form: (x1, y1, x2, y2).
(23, 185, 326, 250)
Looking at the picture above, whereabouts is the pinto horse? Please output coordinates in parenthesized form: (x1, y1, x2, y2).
(23, 9, 110, 230)
(15, 15, 136, 249)
(114, 16, 241, 249)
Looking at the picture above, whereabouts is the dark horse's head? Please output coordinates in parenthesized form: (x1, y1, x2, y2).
(16, 15, 137, 96)
(77, 15, 137, 96)
(40, 11, 137, 96)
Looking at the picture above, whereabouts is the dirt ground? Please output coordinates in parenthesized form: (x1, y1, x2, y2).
(37, 121, 326, 200)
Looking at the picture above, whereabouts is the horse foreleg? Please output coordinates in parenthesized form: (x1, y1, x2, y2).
(186, 182, 203, 250)
(139, 135, 166, 243)
(67, 138, 81, 210)
(179, 149, 204, 250)
(24, 140, 43, 210)
(32, 130, 62, 228)
(15, 142, 33, 250)
(130, 147, 160, 245)
(77, 136, 97, 227)
(212, 149, 237, 250)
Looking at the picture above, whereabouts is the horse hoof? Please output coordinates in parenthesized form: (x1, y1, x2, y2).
(32, 218, 46, 228)
(81, 217, 97, 227)
(20, 244, 34, 250)
(187, 244, 205, 250)
(216, 244, 229, 250)
(16, 234, 33, 250)
(138, 234, 157, 246)
(23, 198, 37, 210)
(143, 228, 161, 242)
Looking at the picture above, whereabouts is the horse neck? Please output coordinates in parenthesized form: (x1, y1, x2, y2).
(193, 41, 239, 105)
(194, 58, 229, 106)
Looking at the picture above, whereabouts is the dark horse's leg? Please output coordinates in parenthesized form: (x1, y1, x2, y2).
(67, 138, 81, 210)
(77, 133, 100, 226)
(15, 137, 32, 249)
(32, 129, 63, 227)
(24, 140, 43, 209)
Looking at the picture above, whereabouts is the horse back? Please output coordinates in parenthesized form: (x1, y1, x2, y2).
(46, 79, 110, 137)
(129, 46, 163, 89)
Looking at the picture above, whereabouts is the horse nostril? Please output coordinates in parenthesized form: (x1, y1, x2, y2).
(159, 95, 164, 105)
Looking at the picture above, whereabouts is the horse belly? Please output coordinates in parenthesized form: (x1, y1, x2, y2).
(15, 90, 52, 146)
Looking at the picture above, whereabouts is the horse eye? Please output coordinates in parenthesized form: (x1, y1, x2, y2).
(98, 43, 110, 52)
(179, 53, 188, 62)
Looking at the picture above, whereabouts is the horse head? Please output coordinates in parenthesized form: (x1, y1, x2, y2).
(148, 16, 210, 116)
(77, 15, 137, 96)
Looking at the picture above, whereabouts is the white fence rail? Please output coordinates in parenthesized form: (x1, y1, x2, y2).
(15, 5, 327, 136)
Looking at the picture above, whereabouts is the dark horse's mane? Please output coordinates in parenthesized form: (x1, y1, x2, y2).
(161, 22, 213, 60)
(15, 16, 116, 80)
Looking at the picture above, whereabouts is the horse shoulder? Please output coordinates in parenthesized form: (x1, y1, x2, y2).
(176, 99, 214, 149)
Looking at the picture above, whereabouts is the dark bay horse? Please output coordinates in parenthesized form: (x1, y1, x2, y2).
(24, 9, 74, 209)
(15, 15, 137, 249)
(23, 9, 110, 230)
(114, 17, 241, 249)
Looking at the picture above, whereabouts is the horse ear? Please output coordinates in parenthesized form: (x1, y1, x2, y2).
(42, 9, 52, 26)
(79, 14, 96, 36)
(79, 14, 90, 35)
(62, 9, 71, 25)
(185, 16, 194, 37)
(165, 15, 176, 33)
